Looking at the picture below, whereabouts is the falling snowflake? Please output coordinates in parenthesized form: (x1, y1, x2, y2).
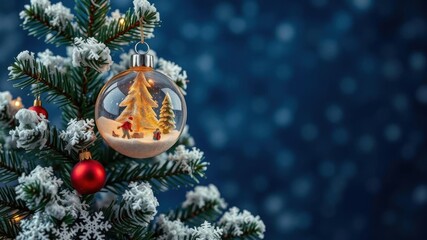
(52, 223, 77, 240)
(74, 211, 112, 240)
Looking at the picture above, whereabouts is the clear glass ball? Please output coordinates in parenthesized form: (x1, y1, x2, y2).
(95, 66, 187, 159)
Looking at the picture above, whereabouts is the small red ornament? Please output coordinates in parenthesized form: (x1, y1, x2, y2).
(71, 151, 106, 195)
(28, 96, 48, 119)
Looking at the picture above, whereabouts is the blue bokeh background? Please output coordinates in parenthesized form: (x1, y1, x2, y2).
(2, 0, 427, 239)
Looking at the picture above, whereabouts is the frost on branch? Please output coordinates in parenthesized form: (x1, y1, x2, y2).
(192, 222, 223, 240)
(44, 2, 74, 31)
(74, 211, 112, 240)
(16, 212, 53, 240)
(156, 214, 194, 240)
(8, 51, 36, 79)
(60, 118, 96, 153)
(20, 0, 51, 24)
(122, 182, 159, 225)
(168, 145, 205, 174)
(9, 109, 49, 150)
(182, 184, 227, 210)
(15, 166, 62, 210)
(37, 49, 70, 74)
(157, 58, 188, 95)
(72, 37, 113, 72)
(15, 166, 86, 221)
(219, 207, 266, 239)
(0, 91, 23, 120)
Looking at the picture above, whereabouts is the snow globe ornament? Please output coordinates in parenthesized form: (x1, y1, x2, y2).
(95, 43, 187, 159)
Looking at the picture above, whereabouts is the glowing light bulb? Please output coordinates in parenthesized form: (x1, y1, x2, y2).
(119, 18, 125, 26)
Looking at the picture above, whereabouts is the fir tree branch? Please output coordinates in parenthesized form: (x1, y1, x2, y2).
(0, 150, 30, 183)
(167, 200, 226, 226)
(102, 201, 153, 239)
(104, 159, 208, 194)
(221, 223, 265, 240)
(0, 187, 32, 220)
(20, 4, 77, 46)
(9, 59, 82, 115)
(74, 0, 110, 37)
(99, 10, 160, 50)
(36, 126, 76, 163)
(0, 218, 21, 240)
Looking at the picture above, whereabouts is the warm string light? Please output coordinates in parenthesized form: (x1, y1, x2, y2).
(119, 17, 125, 26)
(11, 97, 23, 109)
(12, 214, 24, 223)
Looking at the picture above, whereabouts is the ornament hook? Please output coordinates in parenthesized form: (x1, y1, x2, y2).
(139, 17, 145, 44)
(134, 41, 150, 55)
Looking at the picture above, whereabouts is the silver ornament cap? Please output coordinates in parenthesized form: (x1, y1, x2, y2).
(131, 53, 154, 68)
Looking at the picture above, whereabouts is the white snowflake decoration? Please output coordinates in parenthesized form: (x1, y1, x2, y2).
(192, 222, 223, 240)
(60, 118, 96, 153)
(45, 2, 74, 30)
(52, 223, 77, 240)
(157, 58, 188, 95)
(16, 212, 53, 240)
(9, 109, 49, 150)
(122, 182, 159, 225)
(219, 207, 266, 239)
(15, 166, 63, 210)
(72, 37, 112, 72)
(74, 211, 112, 240)
(168, 145, 205, 174)
(182, 184, 227, 210)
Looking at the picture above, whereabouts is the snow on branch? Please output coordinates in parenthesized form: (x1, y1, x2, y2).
(133, 0, 160, 23)
(218, 207, 266, 239)
(168, 145, 206, 175)
(155, 214, 194, 240)
(44, 2, 74, 31)
(183, 184, 226, 210)
(122, 182, 159, 226)
(19, 0, 76, 45)
(37, 49, 71, 75)
(72, 37, 112, 72)
(15, 166, 62, 210)
(9, 109, 49, 151)
(157, 58, 188, 95)
(192, 222, 223, 240)
(60, 118, 96, 153)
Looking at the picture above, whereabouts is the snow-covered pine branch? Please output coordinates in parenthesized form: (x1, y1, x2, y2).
(218, 207, 266, 239)
(16, 212, 53, 240)
(99, 0, 160, 49)
(155, 215, 223, 240)
(168, 145, 206, 175)
(37, 49, 71, 75)
(8, 51, 81, 110)
(9, 109, 49, 151)
(122, 182, 159, 225)
(167, 184, 227, 225)
(19, 0, 77, 45)
(72, 37, 112, 72)
(157, 58, 189, 95)
(60, 118, 96, 153)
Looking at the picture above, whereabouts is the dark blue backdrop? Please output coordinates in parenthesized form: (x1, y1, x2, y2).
(1, 0, 427, 239)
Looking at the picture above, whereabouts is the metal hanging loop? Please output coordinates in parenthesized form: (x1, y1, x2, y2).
(134, 41, 150, 55)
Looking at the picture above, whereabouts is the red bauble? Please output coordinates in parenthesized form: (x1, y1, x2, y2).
(28, 106, 48, 119)
(71, 159, 106, 195)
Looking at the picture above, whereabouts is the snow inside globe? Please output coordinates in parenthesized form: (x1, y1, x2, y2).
(95, 52, 187, 159)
